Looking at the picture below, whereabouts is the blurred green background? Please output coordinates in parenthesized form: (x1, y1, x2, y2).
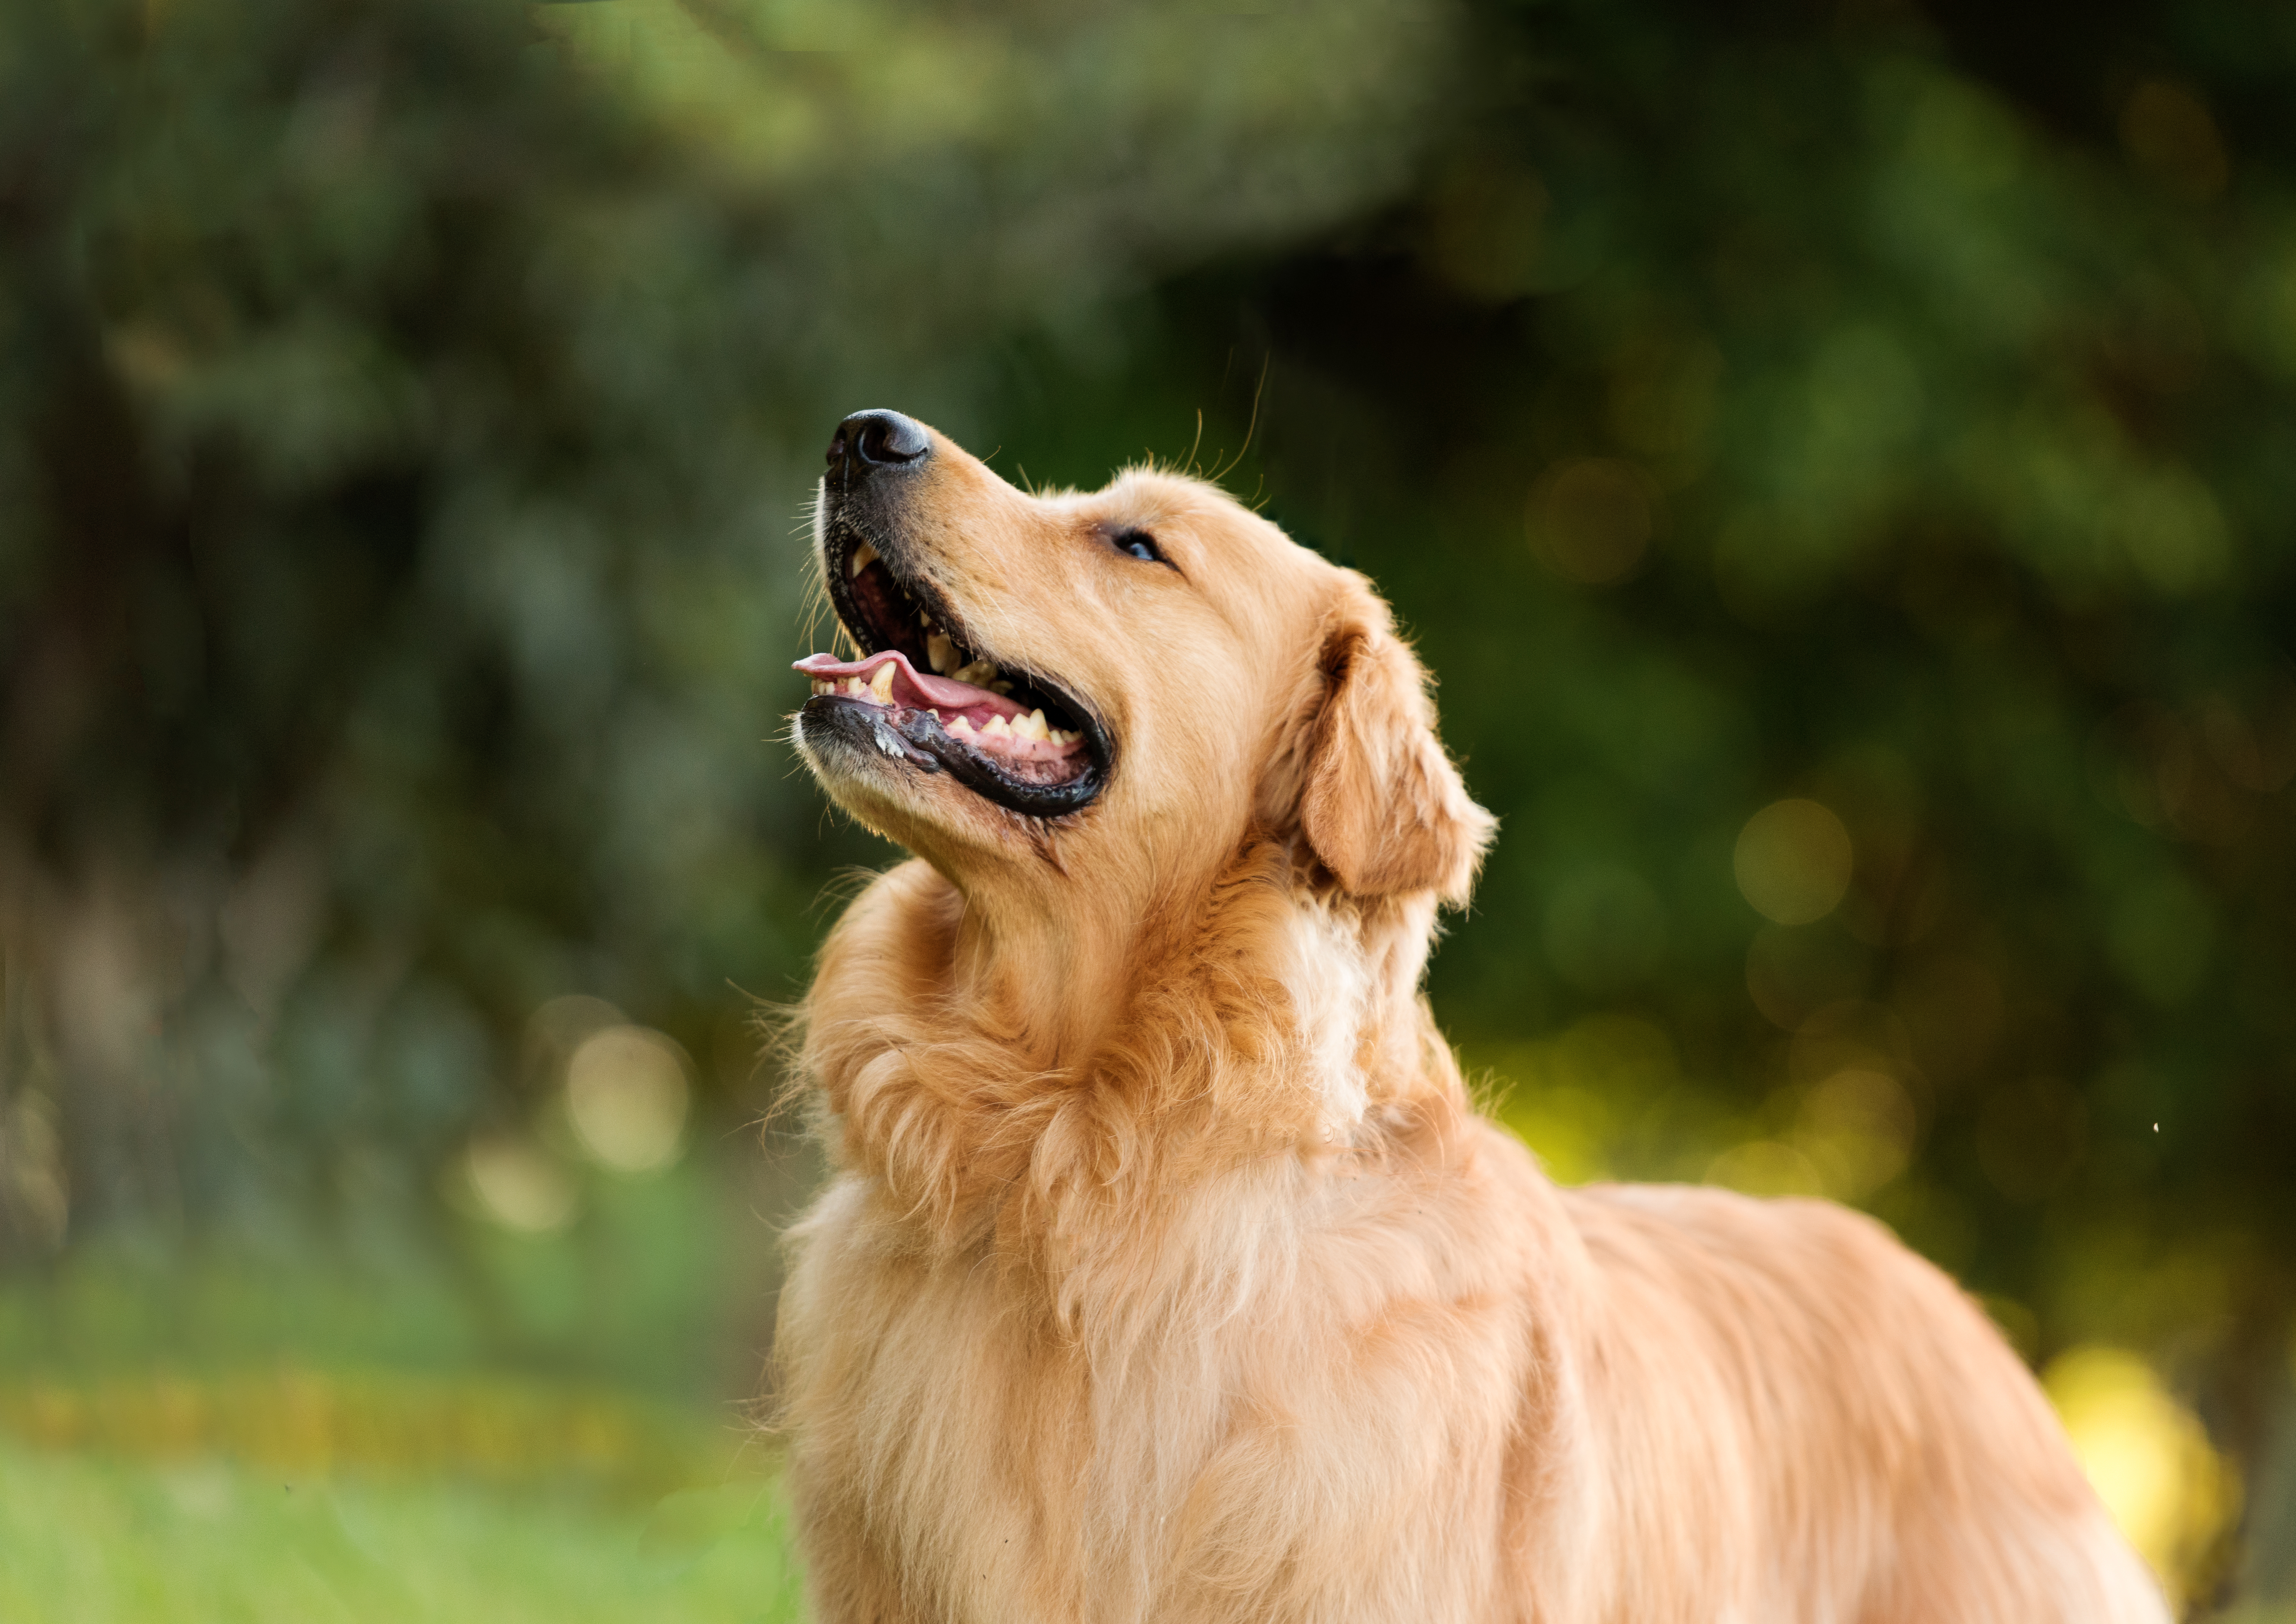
(1, 0, 2290, 1616)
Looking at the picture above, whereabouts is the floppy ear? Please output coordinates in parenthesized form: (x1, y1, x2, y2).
(1299, 584, 1496, 906)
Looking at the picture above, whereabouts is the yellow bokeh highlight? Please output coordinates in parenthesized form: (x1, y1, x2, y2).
(461, 1135, 578, 1234)
(1734, 798, 1853, 925)
(1704, 1138, 1825, 1197)
(1483, 1014, 1679, 1185)
(566, 1025, 692, 1174)
(1798, 1067, 1914, 1196)
(2045, 1346, 2236, 1608)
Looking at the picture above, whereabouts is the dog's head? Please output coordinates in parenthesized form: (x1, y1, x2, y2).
(791, 410, 1493, 910)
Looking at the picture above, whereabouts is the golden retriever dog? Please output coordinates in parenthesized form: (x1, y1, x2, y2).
(776, 408, 2168, 1623)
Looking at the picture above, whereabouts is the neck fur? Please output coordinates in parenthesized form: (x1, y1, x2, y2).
(795, 839, 1469, 1270)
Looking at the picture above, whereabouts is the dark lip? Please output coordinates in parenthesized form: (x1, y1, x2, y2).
(816, 502, 1112, 819)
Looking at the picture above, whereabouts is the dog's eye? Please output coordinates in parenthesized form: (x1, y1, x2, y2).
(1112, 530, 1163, 564)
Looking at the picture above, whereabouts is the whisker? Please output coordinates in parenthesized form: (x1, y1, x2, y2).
(1211, 356, 1272, 486)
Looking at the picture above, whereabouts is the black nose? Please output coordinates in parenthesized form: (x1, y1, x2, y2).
(826, 410, 931, 483)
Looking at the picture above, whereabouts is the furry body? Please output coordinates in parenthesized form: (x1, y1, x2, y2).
(778, 415, 2167, 1623)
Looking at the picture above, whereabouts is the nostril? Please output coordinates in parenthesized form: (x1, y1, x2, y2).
(828, 410, 931, 475)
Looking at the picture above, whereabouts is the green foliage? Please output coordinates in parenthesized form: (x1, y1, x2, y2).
(0, 0, 1447, 1239)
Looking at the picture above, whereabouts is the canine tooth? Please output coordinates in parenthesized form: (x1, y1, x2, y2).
(947, 715, 974, 737)
(869, 663, 895, 701)
(847, 541, 878, 579)
(980, 714, 1011, 740)
(1016, 709, 1048, 742)
(927, 632, 959, 676)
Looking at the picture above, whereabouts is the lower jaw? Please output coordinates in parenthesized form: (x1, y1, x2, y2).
(805, 697, 1102, 816)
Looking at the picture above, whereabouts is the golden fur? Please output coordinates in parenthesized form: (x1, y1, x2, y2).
(778, 423, 2168, 1622)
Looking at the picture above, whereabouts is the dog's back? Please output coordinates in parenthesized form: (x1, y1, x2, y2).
(1543, 1168, 2168, 1622)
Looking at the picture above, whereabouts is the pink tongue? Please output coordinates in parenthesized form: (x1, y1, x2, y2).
(793, 650, 1028, 722)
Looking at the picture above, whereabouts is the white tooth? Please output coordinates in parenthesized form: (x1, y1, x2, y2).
(847, 541, 878, 579)
(1051, 728, 1075, 745)
(980, 714, 1011, 740)
(869, 663, 895, 701)
(947, 715, 975, 737)
(927, 632, 959, 676)
(1016, 709, 1048, 742)
(846, 676, 867, 696)
(812, 680, 831, 696)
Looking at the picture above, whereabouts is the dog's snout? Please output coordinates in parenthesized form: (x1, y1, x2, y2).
(827, 410, 931, 483)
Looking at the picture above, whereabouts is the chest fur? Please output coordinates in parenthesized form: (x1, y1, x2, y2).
(776, 1158, 1546, 1624)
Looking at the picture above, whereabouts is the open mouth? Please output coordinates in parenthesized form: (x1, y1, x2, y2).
(797, 532, 1110, 817)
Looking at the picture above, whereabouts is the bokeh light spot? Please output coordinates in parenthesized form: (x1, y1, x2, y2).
(1807, 324, 1924, 453)
(2105, 874, 2217, 1008)
(2115, 467, 2230, 594)
(1795, 1068, 1915, 1198)
(1486, 1015, 1679, 1185)
(1528, 458, 1653, 584)
(461, 1137, 578, 1235)
(566, 1025, 691, 1174)
(1605, 331, 1722, 461)
(2046, 1346, 2237, 1605)
(1, 1091, 69, 1251)
(1733, 799, 1853, 924)
(2120, 80, 2230, 201)
(1704, 1140, 1824, 1198)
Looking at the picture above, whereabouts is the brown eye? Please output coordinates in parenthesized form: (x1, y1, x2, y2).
(1114, 530, 1163, 563)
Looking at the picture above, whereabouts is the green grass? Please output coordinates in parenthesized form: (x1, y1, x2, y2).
(0, 1440, 809, 1624)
